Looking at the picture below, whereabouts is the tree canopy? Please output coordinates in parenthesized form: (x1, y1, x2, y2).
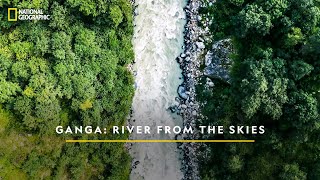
(198, 0, 320, 179)
(0, 0, 134, 179)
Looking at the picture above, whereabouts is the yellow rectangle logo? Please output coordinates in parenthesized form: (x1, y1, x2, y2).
(8, 8, 17, 21)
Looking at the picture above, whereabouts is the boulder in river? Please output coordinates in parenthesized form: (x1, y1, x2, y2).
(178, 85, 188, 99)
(169, 105, 178, 113)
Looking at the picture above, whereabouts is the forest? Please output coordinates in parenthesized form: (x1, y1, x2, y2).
(198, 0, 320, 179)
(0, 0, 134, 179)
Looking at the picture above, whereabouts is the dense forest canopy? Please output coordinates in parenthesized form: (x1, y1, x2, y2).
(198, 0, 320, 179)
(0, 0, 134, 179)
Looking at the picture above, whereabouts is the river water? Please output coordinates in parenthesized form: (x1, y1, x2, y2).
(130, 0, 187, 179)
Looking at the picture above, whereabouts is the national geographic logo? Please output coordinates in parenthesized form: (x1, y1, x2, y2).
(8, 8, 50, 21)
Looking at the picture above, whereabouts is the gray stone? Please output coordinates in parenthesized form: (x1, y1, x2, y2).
(169, 105, 177, 113)
(196, 42, 205, 49)
(204, 39, 233, 83)
(178, 85, 188, 99)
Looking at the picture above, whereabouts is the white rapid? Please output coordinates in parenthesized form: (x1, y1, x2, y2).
(130, 0, 187, 179)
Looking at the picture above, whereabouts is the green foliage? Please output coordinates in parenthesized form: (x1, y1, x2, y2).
(235, 4, 272, 37)
(228, 0, 244, 6)
(199, 0, 320, 179)
(228, 155, 243, 173)
(234, 56, 288, 119)
(0, 0, 134, 179)
(110, 5, 124, 27)
(285, 27, 304, 47)
(49, 2, 69, 30)
(279, 164, 307, 180)
(289, 60, 313, 81)
(0, 78, 21, 103)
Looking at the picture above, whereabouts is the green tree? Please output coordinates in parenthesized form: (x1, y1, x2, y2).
(279, 164, 307, 180)
(235, 4, 272, 37)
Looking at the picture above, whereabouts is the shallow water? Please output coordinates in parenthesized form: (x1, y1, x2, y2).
(130, 0, 187, 179)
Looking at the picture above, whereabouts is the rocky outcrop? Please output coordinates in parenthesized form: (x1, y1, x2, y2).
(204, 39, 233, 84)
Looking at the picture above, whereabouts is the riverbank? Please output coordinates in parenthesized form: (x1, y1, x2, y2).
(174, 0, 209, 179)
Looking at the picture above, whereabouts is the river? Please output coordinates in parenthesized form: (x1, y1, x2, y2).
(130, 0, 187, 179)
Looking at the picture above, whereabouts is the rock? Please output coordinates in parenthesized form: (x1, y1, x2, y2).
(169, 105, 177, 113)
(204, 65, 230, 83)
(208, 82, 214, 87)
(181, 104, 187, 109)
(181, 53, 186, 58)
(192, 111, 197, 116)
(133, 71, 137, 76)
(204, 51, 213, 66)
(178, 85, 188, 99)
(203, 39, 233, 83)
(196, 41, 205, 49)
(174, 100, 180, 106)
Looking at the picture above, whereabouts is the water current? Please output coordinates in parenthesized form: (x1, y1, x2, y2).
(130, 0, 187, 179)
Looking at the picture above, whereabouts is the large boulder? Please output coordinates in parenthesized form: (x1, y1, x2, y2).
(204, 39, 233, 83)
